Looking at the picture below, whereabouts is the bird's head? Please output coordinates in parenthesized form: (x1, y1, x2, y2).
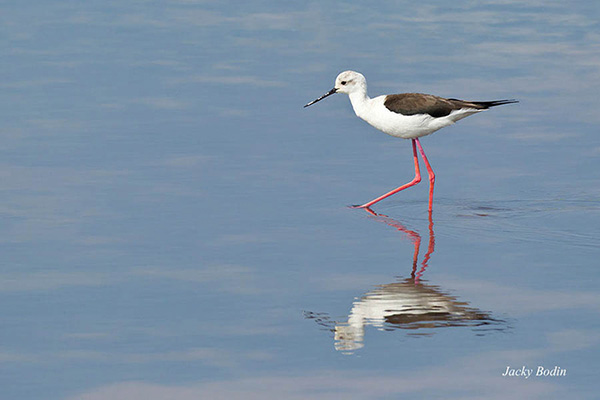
(304, 70, 367, 107)
(334, 70, 366, 95)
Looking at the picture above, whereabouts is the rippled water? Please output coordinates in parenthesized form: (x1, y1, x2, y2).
(2, 1, 599, 399)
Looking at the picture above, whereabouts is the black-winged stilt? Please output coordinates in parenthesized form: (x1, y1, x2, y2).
(304, 70, 517, 212)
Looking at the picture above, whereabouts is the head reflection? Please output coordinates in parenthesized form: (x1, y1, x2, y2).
(307, 210, 505, 353)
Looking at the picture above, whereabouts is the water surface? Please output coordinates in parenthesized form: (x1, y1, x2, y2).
(1, 1, 599, 399)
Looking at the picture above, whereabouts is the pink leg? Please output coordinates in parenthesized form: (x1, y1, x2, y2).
(352, 139, 421, 209)
(414, 138, 435, 212)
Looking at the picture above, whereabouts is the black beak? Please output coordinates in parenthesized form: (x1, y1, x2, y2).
(304, 88, 337, 108)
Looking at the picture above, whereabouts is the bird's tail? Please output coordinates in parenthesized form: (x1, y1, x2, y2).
(470, 99, 519, 109)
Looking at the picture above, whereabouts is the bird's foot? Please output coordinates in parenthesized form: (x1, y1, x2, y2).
(348, 205, 386, 217)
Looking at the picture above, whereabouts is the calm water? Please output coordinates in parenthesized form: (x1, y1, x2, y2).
(2, 1, 600, 399)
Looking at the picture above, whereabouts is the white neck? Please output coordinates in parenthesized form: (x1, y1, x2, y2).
(348, 90, 371, 118)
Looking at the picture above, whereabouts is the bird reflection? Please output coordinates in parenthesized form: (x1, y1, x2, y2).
(305, 210, 505, 352)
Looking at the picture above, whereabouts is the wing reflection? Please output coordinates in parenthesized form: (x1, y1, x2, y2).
(306, 210, 506, 353)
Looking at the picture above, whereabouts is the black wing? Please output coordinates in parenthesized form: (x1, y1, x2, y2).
(384, 93, 517, 118)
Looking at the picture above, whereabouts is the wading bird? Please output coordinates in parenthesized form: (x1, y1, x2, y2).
(304, 71, 517, 212)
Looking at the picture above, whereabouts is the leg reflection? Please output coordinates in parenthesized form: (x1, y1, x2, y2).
(371, 209, 435, 284)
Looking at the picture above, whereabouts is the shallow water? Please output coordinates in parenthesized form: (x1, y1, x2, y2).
(2, 1, 600, 399)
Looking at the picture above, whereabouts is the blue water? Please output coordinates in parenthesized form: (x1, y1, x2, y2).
(1, 1, 599, 399)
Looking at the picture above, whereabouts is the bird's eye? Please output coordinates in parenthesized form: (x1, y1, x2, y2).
(341, 81, 347, 85)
